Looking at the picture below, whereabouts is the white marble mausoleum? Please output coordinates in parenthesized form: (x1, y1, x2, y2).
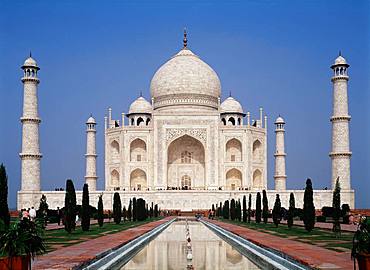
(17, 33, 355, 211)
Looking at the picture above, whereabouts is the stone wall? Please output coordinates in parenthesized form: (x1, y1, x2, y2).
(18, 189, 355, 211)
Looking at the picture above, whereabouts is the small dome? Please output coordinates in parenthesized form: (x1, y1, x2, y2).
(128, 96, 152, 114)
(275, 116, 285, 124)
(86, 116, 96, 124)
(334, 55, 347, 65)
(220, 97, 243, 114)
(150, 48, 221, 104)
(23, 57, 38, 67)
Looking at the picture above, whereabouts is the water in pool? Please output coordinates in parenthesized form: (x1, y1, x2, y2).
(120, 220, 260, 270)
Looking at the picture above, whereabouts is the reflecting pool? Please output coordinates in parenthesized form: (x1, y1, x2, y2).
(120, 221, 260, 270)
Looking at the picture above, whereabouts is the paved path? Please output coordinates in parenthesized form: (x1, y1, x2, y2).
(208, 219, 354, 270)
(33, 217, 172, 270)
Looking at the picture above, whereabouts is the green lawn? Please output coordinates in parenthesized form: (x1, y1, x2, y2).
(44, 218, 162, 252)
(217, 218, 354, 252)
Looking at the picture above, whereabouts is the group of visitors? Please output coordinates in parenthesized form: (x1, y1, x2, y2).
(20, 207, 37, 222)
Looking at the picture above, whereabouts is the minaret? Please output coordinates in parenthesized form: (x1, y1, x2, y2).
(274, 116, 287, 190)
(20, 54, 42, 191)
(330, 53, 351, 190)
(85, 115, 98, 191)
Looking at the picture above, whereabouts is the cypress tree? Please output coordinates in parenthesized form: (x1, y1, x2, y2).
(122, 205, 127, 222)
(303, 178, 315, 232)
(81, 184, 90, 231)
(262, 190, 269, 224)
(38, 194, 48, 227)
(287, 192, 295, 228)
(150, 202, 154, 218)
(97, 195, 103, 227)
(223, 200, 229, 219)
(230, 199, 236, 220)
(128, 199, 132, 221)
(212, 204, 215, 213)
(113, 192, 122, 224)
(154, 204, 158, 217)
(237, 199, 241, 222)
(64, 179, 76, 233)
(248, 194, 252, 223)
(137, 198, 146, 221)
(242, 195, 247, 222)
(255, 192, 262, 223)
(133, 197, 137, 221)
(332, 178, 341, 237)
(0, 164, 10, 228)
(272, 194, 282, 227)
(219, 202, 223, 218)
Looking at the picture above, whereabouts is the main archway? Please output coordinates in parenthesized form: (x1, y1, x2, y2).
(167, 135, 205, 189)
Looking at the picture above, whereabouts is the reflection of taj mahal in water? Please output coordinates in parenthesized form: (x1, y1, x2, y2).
(121, 221, 258, 270)
(17, 31, 355, 210)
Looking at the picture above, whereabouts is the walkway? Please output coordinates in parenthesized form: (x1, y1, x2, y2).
(33, 217, 172, 270)
(263, 217, 357, 232)
(45, 218, 112, 231)
(208, 219, 354, 270)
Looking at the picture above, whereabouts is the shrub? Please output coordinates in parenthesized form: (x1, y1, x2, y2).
(317, 216, 326, 222)
(303, 178, 315, 232)
(322, 206, 334, 217)
(0, 164, 10, 228)
(154, 204, 159, 217)
(38, 194, 48, 227)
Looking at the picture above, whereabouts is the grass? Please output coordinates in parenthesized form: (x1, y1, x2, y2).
(217, 218, 354, 252)
(44, 217, 162, 252)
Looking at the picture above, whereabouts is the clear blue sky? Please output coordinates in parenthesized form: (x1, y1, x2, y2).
(0, 1, 369, 209)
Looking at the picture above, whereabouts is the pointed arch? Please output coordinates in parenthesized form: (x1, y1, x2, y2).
(111, 140, 120, 162)
(130, 138, 147, 162)
(226, 168, 242, 190)
(253, 169, 262, 189)
(130, 168, 147, 190)
(252, 139, 262, 161)
(111, 169, 119, 187)
(226, 138, 242, 162)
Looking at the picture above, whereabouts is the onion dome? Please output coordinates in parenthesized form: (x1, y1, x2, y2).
(86, 115, 96, 124)
(331, 52, 349, 68)
(220, 96, 244, 114)
(128, 96, 152, 114)
(22, 53, 39, 69)
(275, 116, 285, 124)
(150, 31, 221, 110)
(334, 55, 347, 65)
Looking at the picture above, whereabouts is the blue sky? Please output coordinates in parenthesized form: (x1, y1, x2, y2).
(0, 0, 369, 209)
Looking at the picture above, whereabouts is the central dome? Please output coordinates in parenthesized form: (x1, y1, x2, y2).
(150, 47, 221, 110)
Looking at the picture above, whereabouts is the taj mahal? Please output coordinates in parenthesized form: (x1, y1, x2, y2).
(17, 32, 355, 211)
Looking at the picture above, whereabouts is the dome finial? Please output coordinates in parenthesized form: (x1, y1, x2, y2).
(229, 91, 232, 97)
(339, 50, 342, 56)
(140, 90, 143, 97)
(183, 27, 187, 48)
(29, 51, 32, 58)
